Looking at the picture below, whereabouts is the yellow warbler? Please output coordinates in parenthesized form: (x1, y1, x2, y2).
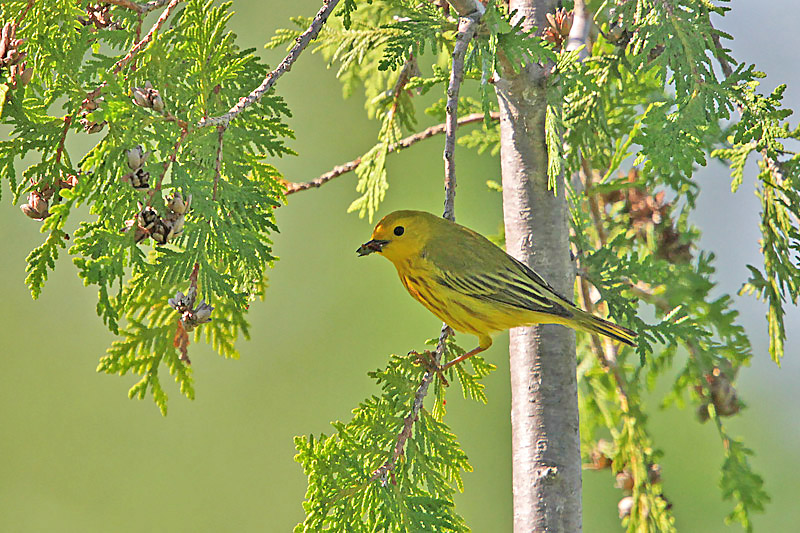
(357, 210, 635, 369)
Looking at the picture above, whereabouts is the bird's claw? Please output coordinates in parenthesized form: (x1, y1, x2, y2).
(408, 350, 449, 387)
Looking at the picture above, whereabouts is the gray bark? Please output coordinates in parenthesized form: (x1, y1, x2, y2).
(495, 0, 582, 531)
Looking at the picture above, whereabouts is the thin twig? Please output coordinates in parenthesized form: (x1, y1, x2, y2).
(577, 276, 630, 409)
(16, 0, 35, 24)
(198, 0, 341, 129)
(577, 172, 630, 405)
(138, 0, 173, 13)
(284, 112, 499, 195)
(134, 12, 143, 41)
(389, 53, 418, 108)
(710, 32, 733, 79)
(148, 128, 187, 205)
(371, 324, 452, 483)
(380, 53, 418, 161)
(285, 159, 361, 195)
(213, 126, 224, 200)
(581, 157, 608, 245)
(162, 110, 189, 131)
(54, 115, 73, 164)
(112, 0, 183, 74)
(442, 14, 479, 221)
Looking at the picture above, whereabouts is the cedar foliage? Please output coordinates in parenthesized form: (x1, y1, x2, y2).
(1, 0, 794, 530)
(1, 0, 290, 414)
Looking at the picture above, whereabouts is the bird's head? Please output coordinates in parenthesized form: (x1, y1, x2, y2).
(357, 210, 433, 264)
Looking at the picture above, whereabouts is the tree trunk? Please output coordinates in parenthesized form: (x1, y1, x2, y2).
(495, 0, 582, 531)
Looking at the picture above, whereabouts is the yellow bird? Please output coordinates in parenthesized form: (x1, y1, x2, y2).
(357, 210, 635, 370)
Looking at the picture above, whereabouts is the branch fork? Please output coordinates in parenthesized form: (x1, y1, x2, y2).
(198, 0, 341, 130)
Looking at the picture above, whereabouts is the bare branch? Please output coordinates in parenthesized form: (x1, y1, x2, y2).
(162, 109, 189, 131)
(577, 276, 630, 408)
(285, 159, 361, 195)
(390, 53, 418, 103)
(284, 112, 499, 195)
(708, 19, 734, 79)
(442, 14, 480, 221)
(712, 36, 733, 78)
(112, 0, 183, 74)
(198, 0, 341, 129)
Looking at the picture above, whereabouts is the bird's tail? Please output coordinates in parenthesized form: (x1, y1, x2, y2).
(573, 311, 637, 347)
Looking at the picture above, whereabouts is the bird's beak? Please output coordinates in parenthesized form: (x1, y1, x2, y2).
(357, 239, 389, 256)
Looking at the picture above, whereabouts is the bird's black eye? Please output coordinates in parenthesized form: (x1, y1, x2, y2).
(393, 226, 405, 236)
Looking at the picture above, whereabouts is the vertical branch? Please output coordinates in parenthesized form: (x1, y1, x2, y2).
(495, 0, 582, 531)
(565, 0, 591, 59)
(442, 14, 480, 221)
(372, 0, 483, 483)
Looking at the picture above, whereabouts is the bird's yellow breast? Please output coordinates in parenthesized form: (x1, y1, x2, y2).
(394, 257, 535, 339)
(393, 254, 577, 347)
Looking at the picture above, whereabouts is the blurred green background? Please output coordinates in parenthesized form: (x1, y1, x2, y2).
(1, 1, 799, 531)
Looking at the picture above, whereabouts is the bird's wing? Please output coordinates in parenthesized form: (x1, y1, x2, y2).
(433, 258, 574, 318)
(424, 220, 575, 317)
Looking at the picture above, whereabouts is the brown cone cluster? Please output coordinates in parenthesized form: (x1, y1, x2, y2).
(167, 285, 214, 332)
(601, 169, 692, 263)
(122, 145, 151, 190)
(80, 92, 106, 134)
(696, 367, 741, 421)
(123, 192, 191, 246)
(544, 8, 574, 50)
(78, 3, 119, 30)
(20, 175, 78, 221)
(132, 81, 165, 113)
(584, 439, 670, 521)
(1, 22, 33, 89)
(0, 22, 25, 69)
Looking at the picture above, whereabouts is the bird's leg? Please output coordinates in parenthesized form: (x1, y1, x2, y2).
(440, 345, 488, 372)
(408, 350, 449, 387)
